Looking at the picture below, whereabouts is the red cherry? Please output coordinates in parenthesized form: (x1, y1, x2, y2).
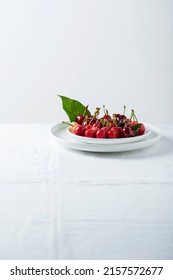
(91, 126, 99, 133)
(112, 126, 123, 138)
(107, 129, 119, 138)
(73, 125, 86, 136)
(109, 123, 115, 128)
(85, 129, 96, 138)
(96, 128, 107, 138)
(85, 124, 92, 130)
(92, 123, 98, 127)
(104, 114, 111, 121)
(130, 121, 138, 126)
(76, 114, 85, 125)
(130, 122, 145, 136)
(137, 123, 145, 135)
(103, 127, 110, 133)
(93, 122, 102, 129)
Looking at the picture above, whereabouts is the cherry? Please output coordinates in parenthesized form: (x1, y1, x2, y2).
(109, 123, 115, 129)
(104, 114, 111, 121)
(73, 125, 86, 136)
(137, 123, 145, 135)
(130, 121, 145, 136)
(123, 126, 135, 137)
(130, 121, 138, 126)
(76, 114, 85, 125)
(117, 120, 125, 128)
(85, 129, 96, 138)
(85, 124, 92, 130)
(112, 126, 123, 138)
(69, 122, 78, 132)
(91, 126, 99, 133)
(88, 116, 97, 124)
(82, 115, 96, 125)
(116, 114, 126, 120)
(92, 122, 100, 128)
(82, 120, 88, 126)
(124, 118, 130, 124)
(103, 127, 110, 133)
(62, 121, 78, 132)
(107, 128, 119, 138)
(96, 128, 107, 138)
(102, 106, 111, 120)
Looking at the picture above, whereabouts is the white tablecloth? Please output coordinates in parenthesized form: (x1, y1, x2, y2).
(0, 124, 173, 260)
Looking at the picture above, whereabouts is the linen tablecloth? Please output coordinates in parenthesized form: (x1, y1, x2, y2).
(0, 124, 173, 260)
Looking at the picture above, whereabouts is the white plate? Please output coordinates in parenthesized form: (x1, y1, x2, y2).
(51, 123, 161, 153)
(67, 123, 151, 144)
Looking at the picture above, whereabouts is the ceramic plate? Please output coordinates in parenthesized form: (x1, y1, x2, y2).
(51, 123, 161, 153)
(67, 123, 151, 144)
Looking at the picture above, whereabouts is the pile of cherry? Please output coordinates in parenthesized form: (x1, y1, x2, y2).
(67, 107, 145, 139)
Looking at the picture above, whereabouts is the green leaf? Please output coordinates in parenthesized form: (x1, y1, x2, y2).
(131, 123, 142, 131)
(58, 95, 91, 122)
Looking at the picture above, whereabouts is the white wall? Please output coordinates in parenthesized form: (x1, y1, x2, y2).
(0, 0, 173, 124)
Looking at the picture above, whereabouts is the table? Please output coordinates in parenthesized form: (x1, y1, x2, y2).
(0, 124, 173, 260)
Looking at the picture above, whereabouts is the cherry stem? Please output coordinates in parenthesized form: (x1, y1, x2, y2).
(83, 105, 89, 116)
(103, 105, 106, 115)
(89, 107, 100, 124)
(62, 121, 74, 127)
(123, 105, 126, 115)
(83, 115, 88, 124)
(112, 114, 117, 126)
(103, 105, 109, 115)
(130, 109, 138, 122)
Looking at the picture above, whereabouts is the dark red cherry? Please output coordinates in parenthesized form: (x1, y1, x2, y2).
(76, 114, 85, 125)
(123, 126, 135, 137)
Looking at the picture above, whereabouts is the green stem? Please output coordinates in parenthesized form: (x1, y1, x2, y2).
(89, 107, 100, 124)
(83, 105, 89, 116)
(62, 121, 74, 127)
(130, 109, 138, 122)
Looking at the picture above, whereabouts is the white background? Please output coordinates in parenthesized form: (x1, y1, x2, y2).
(0, 0, 173, 124)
